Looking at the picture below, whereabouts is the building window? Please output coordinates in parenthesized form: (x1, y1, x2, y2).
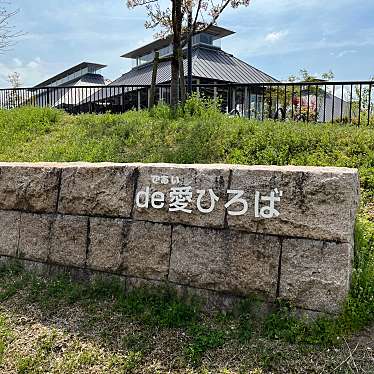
(136, 51, 155, 66)
(159, 45, 172, 58)
(192, 33, 214, 46)
(47, 67, 96, 87)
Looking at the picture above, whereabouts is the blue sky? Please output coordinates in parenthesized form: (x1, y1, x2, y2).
(0, 0, 373, 87)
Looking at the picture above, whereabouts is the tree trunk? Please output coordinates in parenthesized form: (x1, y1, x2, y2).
(179, 48, 186, 105)
(170, 53, 179, 111)
(149, 51, 159, 109)
(170, 0, 182, 112)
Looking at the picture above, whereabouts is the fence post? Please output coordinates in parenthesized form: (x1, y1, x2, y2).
(121, 86, 125, 113)
(228, 85, 232, 113)
(47, 87, 50, 107)
(368, 83, 372, 127)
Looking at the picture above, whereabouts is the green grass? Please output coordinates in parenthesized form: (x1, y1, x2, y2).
(1, 104, 374, 174)
(0, 261, 373, 372)
(0, 265, 223, 367)
(0, 100, 374, 371)
(0, 314, 12, 366)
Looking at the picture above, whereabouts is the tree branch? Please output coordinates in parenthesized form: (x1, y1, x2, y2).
(180, 0, 233, 48)
(200, 0, 231, 32)
(180, 0, 203, 48)
(126, 0, 158, 9)
(0, 5, 23, 51)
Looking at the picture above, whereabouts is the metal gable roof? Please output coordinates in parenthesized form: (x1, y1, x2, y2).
(111, 46, 278, 86)
(121, 25, 235, 59)
(193, 48, 278, 83)
(34, 62, 107, 88)
(29, 74, 107, 107)
(110, 58, 173, 86)
(70, 74, 106, 86)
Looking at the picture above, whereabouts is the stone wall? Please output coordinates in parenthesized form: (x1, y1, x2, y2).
(0, 162, 360, 314)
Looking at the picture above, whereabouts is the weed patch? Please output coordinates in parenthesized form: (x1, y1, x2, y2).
(185, 323, 227, 365)
(0, 263, 373, 372)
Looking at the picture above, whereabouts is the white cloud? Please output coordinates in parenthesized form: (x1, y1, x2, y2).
(0, 57, 52, 87)
(26, 57, 42, 69)
(265, 30, 288, 43)
(337, 49, 357, 58)
(27, 61, 39, 69)
(13, 58, 23, 67)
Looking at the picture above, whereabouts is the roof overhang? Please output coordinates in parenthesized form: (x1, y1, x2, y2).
(121, 25, 235, 59)
(121, 36, 172, 59)
(34, 62, 107, 88)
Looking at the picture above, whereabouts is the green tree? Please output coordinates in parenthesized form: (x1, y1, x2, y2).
(288, 69, 334, 83)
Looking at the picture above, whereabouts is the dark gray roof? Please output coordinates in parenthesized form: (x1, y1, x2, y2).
(34, 62, 107, 88)
(193, 47, 277, 83)
(70, 74, 106, 86)
(121, 25, 235, 59)
(112, 46, 277, 86)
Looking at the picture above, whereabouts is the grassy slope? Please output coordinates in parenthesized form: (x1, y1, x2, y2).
(0, 103, 374, 373)
(0, 105, 373, 205)
(1, 105, 374, 170)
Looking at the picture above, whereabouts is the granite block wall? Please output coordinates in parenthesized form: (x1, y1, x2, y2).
(0, 162, 360, 314)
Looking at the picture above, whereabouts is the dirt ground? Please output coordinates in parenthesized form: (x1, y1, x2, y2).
(0, 285, 373, 374)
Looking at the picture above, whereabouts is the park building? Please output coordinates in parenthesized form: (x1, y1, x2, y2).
(1, 62, 108, 112)
(109, 25, 278, 113)
(27, 62, 108, 112)
(25, 25, 278, 114)
(3, 25, 349, 121)
(76, 25, 279, 114)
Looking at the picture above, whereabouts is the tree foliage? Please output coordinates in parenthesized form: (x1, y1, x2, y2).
(288, 69, 335, 83)
(128, 0, 250, 41)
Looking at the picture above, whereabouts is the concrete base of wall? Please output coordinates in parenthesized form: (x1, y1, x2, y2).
(0, 255, 323, 321)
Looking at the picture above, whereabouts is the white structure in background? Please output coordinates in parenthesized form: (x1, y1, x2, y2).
(13, 62, 108, 110)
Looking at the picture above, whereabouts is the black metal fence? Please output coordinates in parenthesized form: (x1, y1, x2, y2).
(0, 81, 373, 125)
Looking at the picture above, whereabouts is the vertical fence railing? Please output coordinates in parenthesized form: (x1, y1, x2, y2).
(0, 81, 373, 126)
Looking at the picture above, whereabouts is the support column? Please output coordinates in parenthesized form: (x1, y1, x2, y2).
(214, 82, 218, 100)
(232, 88, 236, 113)
(244, 86, 249, 117)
